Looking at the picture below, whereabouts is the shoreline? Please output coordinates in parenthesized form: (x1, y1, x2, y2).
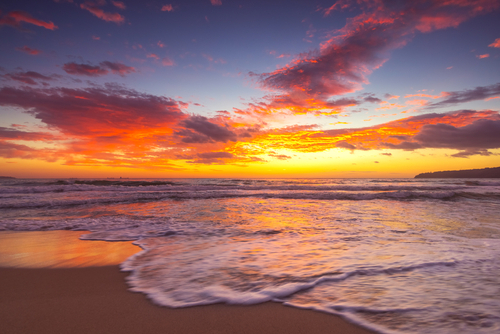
(0, 265, 376, 334)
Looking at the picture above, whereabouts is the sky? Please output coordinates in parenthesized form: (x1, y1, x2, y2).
(0, 0, 499, 178)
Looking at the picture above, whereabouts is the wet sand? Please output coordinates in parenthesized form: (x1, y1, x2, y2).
(0, 231, 375, 334)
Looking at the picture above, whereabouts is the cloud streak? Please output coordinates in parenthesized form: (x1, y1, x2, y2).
(430, 83, 500, 107)
(16, 46, 41, 55)
(80, 1, 125, 24)
(0, 11, 58, 30)
(63, 61, 135, 77)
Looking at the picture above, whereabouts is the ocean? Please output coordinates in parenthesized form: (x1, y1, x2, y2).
(1, 177, 500, 334)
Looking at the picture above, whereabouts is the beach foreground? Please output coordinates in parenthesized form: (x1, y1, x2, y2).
(0, 265, 374, 334)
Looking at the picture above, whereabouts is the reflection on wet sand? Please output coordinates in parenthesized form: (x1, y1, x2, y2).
(0, 230, 140, 268)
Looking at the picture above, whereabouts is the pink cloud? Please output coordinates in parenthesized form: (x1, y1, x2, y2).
(489, 38, 500, 48)
(252, 0, 499, 118)
(162, 57, 175, 66)
(210, 0, 222, 6)
(147, 53, 160, 60)
(63, 61, 135, 77)
(161, 4, 174, 12)
(157, 41, 165, 48)
(92, 35, 101, 40)
(477, 54, 490, 59)
(0, 11, 58, 30)
(15, 46, 41, 55)
(80, 2, 125, 24)
(111, 1, 126, 10)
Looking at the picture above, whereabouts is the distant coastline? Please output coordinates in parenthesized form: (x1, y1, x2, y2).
(415, 167, 500, 178)
(0, 176, 15, 179)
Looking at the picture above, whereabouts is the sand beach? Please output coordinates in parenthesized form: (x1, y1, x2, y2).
(0, 231, 374, 334)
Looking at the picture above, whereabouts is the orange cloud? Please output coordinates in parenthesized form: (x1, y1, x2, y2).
(224, 110, 500, 159)
(489, 38, 500, 48)
(0, 11, 58, 30)
(477, 54, 490, 59)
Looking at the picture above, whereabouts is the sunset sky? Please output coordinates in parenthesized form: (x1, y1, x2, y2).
(1, 0, 499, 178)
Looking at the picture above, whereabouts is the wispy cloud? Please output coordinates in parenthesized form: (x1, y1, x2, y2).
(80, 1, 125, 24)
(63, 61, 135, 77)
(15, 46, 41, 55)
(429, 83, 500, 107)
(0, 11, 58, 30)
(2, 71, 58, 85)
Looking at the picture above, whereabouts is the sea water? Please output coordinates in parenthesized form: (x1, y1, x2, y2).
(1, 178, 500, 333)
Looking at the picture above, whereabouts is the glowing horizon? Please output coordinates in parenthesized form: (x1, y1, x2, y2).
(1, 0, 499, 178)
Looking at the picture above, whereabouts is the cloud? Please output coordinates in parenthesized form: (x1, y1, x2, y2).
(451, 149, 493, 158)
(100, 61, 135, 76)
(0, 84, 190, 167)
(176, 115, 237, 143)
(251, 0, 499, 118)
(2, 71, 57, 85)
(210, 0, 222, 6)
(189, 151, 234, 164)
(384, 94, 399, 100)
(228, 109, 500, 158)
(111, 1, 126, 10)
(63, 63, 108, 76)
(0, 127, 56, 141)
(147, 53, 160, 60)
(268, 153, 292, 160)
(430, 83, 500, 107)
(477, 54, 490, 59)
(161, 4, 174, 12)
(489, 38, 500, 48)
(15, 46, 41, 55)
(162, 57, 175, 66)
(80, 2, 125, 24)
(63, 61, 135, 77)
(0, 11, 58, 30)
(0, 84, 185, 138)
(414, 119, 500, 151)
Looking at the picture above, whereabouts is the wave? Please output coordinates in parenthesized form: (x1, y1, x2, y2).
(0, 181, 489, 195)
(1, 189, 499, 210)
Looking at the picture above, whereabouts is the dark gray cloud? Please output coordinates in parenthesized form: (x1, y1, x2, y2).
(177, 115, 237, 143)
(430, 83, 500, 107)
(414, 119, 500, 149)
